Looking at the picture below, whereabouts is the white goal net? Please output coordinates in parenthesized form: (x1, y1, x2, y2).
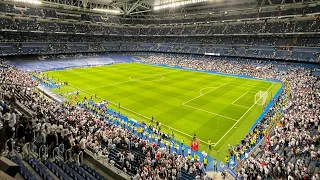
(255, 91, 268, 106)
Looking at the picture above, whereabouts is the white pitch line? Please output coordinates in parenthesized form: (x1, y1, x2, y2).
(199, 87, 217, 95)
(231, 91, 249, 105)
(84, 70, 180, 90)
(72, 70, 104, 74)
(232, 104, 251, 108)
(214, 82, 276, 147)
(231, 91, 252, 108)
(182, 82, 230, 105)
(230, 82, 269, 89)
(183, 104, 238, 121)
(67, 83, 212, 145)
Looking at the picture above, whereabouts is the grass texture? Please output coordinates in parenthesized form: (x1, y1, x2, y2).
(47, 63, 282, 161)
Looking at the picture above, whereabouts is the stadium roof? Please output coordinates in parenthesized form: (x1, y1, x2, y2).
(22, 0, 318, 17)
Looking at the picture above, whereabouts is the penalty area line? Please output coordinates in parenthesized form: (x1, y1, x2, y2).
(231, 91, 251, 108)
(231, 91, 249, 105)
(183, 104, 238, 122)
(213, 82, 276, 147)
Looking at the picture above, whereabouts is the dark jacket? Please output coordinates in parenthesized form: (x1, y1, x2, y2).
(63, 137, 71, 150)
(16, 124, 25, 139)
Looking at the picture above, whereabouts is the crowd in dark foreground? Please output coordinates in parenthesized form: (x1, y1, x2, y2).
(142, 56, 320, 180)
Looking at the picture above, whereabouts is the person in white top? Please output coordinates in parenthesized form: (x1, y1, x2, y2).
(79, 136, 86, 152)
(61, 128, 69, 138)
(8, 111, 16, 129)
(3, 111, 10, 122)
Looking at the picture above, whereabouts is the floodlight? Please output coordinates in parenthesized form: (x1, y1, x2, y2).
(92, 8, 121, 14)
(154, 0, 209, 10)
(13, 0, 42, 5)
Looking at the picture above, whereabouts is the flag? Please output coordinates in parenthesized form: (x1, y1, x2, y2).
(195, 140, 199, 151)
(190, 141, 194, 151)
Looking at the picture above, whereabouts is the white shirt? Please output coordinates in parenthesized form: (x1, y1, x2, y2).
(80, 138, 86, 150)
(9, 112, 16, 128)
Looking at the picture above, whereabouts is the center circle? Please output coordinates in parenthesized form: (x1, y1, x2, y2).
(129, 74, 165, 82)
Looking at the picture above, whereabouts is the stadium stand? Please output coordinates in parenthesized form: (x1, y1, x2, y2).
(0, 2, 319, 62)
(0, 0, 320, 179)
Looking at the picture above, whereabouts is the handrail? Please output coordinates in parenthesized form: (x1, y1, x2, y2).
(39, 145, 48, 158)
(21, 137, 25, 144)
(52, 147, 59, 158)
(59, 144, 64, 154)
(31, 141, 37, 153)
(65, 148, 72, 161)
(77, 151, 83, 164)
(5, 138, 14, 152)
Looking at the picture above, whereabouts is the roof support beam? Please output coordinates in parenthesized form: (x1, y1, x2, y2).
(129, 9, 152, 15)
(126, 0, 142, 14)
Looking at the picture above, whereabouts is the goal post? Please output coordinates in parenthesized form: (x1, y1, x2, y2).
(255, 91, 268, 106)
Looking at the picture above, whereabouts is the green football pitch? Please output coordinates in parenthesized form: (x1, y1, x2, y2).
(47, 63, 282, 161)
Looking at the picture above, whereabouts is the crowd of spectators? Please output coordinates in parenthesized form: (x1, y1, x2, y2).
(2, 33, 319, 48)
(0, 31, 319, 63)
(0, 61, 209, 180)
(1, 17, 319, 35)
(141, 55, 320, 179)
(1, 53, 319, 179)
(0, 0, 319, 63)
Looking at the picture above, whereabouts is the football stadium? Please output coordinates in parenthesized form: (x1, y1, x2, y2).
(0, 0, 319, 179)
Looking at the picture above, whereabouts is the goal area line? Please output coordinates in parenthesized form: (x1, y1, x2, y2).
(213, 83, 276, 147)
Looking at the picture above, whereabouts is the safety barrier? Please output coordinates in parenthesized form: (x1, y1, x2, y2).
(59, 144, 64, 154)
(31, 141, 37, 152)
(5, 138, 14, 152)
(39, 145, 48, 159)
(65, 148, 72, 161)
(52, 147, 59, 158)
(75, 151, 83, 165)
